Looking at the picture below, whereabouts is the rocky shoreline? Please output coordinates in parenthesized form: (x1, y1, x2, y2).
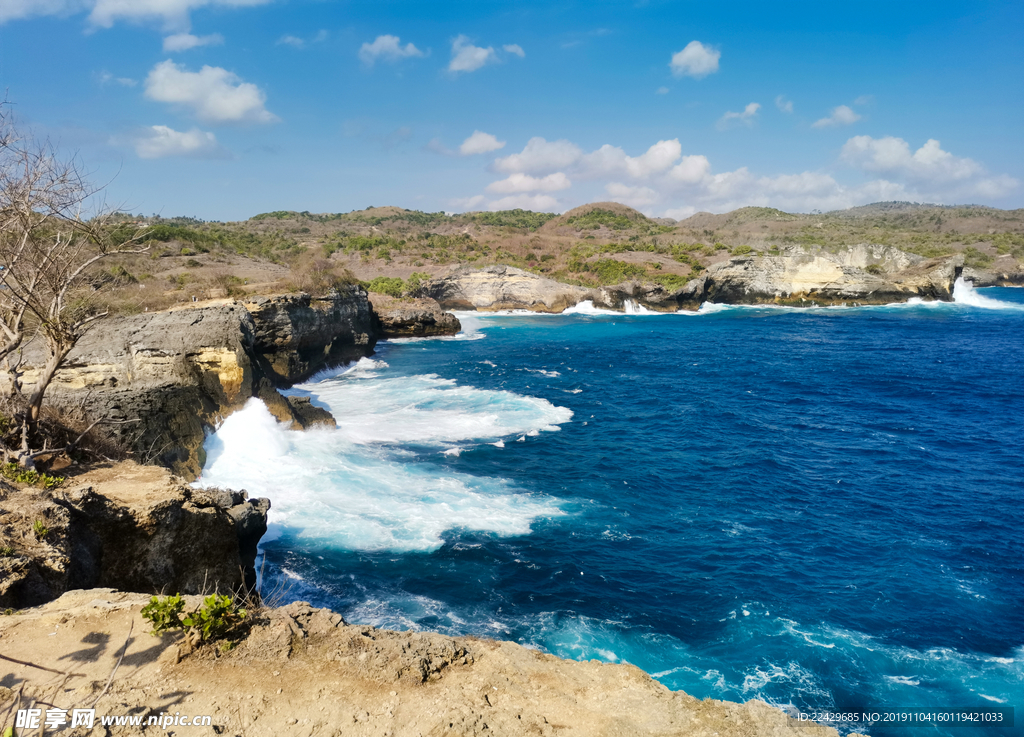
(419, 245, 973, 313)
(0, 250, 988, 735)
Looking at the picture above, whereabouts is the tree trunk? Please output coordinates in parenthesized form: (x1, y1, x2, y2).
(27, 342, 72, 425)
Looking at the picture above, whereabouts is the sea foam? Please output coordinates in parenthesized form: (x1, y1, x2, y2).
(198, 357, 573, 552)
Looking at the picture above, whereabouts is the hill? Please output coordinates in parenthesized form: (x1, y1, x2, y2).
(88, 202, 1024, 313)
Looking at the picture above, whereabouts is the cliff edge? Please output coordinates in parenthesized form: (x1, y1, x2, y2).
(0, 590, 861, 737)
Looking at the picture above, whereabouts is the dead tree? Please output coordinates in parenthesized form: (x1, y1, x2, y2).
(0, 104, 148, 464)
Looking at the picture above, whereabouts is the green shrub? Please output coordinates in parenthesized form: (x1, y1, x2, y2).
(141, 593, 247, 643)
(183, 594, 247, 642)
(32, 520, 48, 540)
(865, 263, 885, 275)
(0, 462, 65, 490)
(365, 276, 405, 298)
(0, 546, 15, 557)
(141, 594, 186, 634)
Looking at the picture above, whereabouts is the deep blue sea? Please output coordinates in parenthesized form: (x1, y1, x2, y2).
(200, 282, 1023, 736)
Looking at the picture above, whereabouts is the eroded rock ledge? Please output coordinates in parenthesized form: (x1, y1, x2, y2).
(0, 462, 267, 608)
(0, 589, 861, 737)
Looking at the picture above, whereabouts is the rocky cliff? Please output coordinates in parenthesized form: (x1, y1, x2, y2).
(369, 296, 463, 337)
(0, 462, 267, 608)
(675, 249, 963, 309)
(9, 289, 378, 478)
(418, 247, 964, 314)
(420, 265, 590, 312)
(242, 287, 376, 384)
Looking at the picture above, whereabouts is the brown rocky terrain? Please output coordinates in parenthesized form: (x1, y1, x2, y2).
(0, 589, 861, 737)
(0, 462, 268, 609)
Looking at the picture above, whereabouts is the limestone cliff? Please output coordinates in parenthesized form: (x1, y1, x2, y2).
(0, 462, 267, 608)
(10, 289, 377, 478)
(242, 287, 376, 384)
(369, 296, 462, 337)
(420, 265, 589, 312)
(675, 250, 963, 309)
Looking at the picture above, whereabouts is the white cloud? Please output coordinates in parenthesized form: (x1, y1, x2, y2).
(812, 104, 861, 128)
(0, 0, 269, 28)
(840, 136, 989, 184)
(449, 35, 497, 73)
(0, 0, 86, 23)
(486, 172, 571, 194)
(669, 40, 720, 79)
(853, 94, 874, 106)
(466, 132, 1017, 218)
(88, 0, 271, 32)
(503, 43, 525, 57)
(97, 71, 137, 86)
(144, 59, 277, 124)
(718, 102, 760, 129)
(579, 139, 682, 179)
(775, 95, 793, 113)
(667, 154, 712, 184)
(460, 130, 506, 155)
(163, 32, 222, 51)
(493, 137, 583, 174)
(277, 34, 305, 48)
(605, 182, 659, 209)
(656, 86, 669, 95)
(359, 34, 425, 66)
(132, 124, 228, 158)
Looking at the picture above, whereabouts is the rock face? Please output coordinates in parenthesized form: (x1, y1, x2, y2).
(242, 287, 376, 385)
(0, 462, 268, 608)
(675, 250, 964, 309)
(420, 265, 589, 312)
(10, 289, 377, 478)
(371, 297, 462, 337)
(962, 266, 1024, 287)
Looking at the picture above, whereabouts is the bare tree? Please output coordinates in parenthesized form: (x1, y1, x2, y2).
(0, 103, 148, 464)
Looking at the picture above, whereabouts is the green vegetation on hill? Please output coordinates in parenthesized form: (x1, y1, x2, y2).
(466, 209, 557, 231)
(564, 208, 641, 231)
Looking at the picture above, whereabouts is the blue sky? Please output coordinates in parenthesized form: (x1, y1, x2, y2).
(1, 0, 1021, 220)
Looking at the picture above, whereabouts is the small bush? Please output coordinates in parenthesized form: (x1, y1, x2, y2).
(1, 462, 65, 490)
(141, 594, 186, 634)
(183, 594, 247, 642)
(0, 546, 15, 557)
(141, 593, 247, 643)
(32, 520, 48, 540)
(365, 276, 405, 298)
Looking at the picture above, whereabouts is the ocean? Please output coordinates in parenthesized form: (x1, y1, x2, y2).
(198, 280, 1023, 736)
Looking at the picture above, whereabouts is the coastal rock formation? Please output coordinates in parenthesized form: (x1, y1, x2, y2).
(675, 250, 964, 309)
(0, 589, 861, 737)
(0, 463, 268, 608)
(419, 265, 589, 312)
(370, 296, 462, 337)
(962, 265, 1024, 287)
(10, 289, 377, 478)
(241, 287, 376, 384)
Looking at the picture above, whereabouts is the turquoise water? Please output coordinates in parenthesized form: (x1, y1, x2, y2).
(200, 284, 1023, 735)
